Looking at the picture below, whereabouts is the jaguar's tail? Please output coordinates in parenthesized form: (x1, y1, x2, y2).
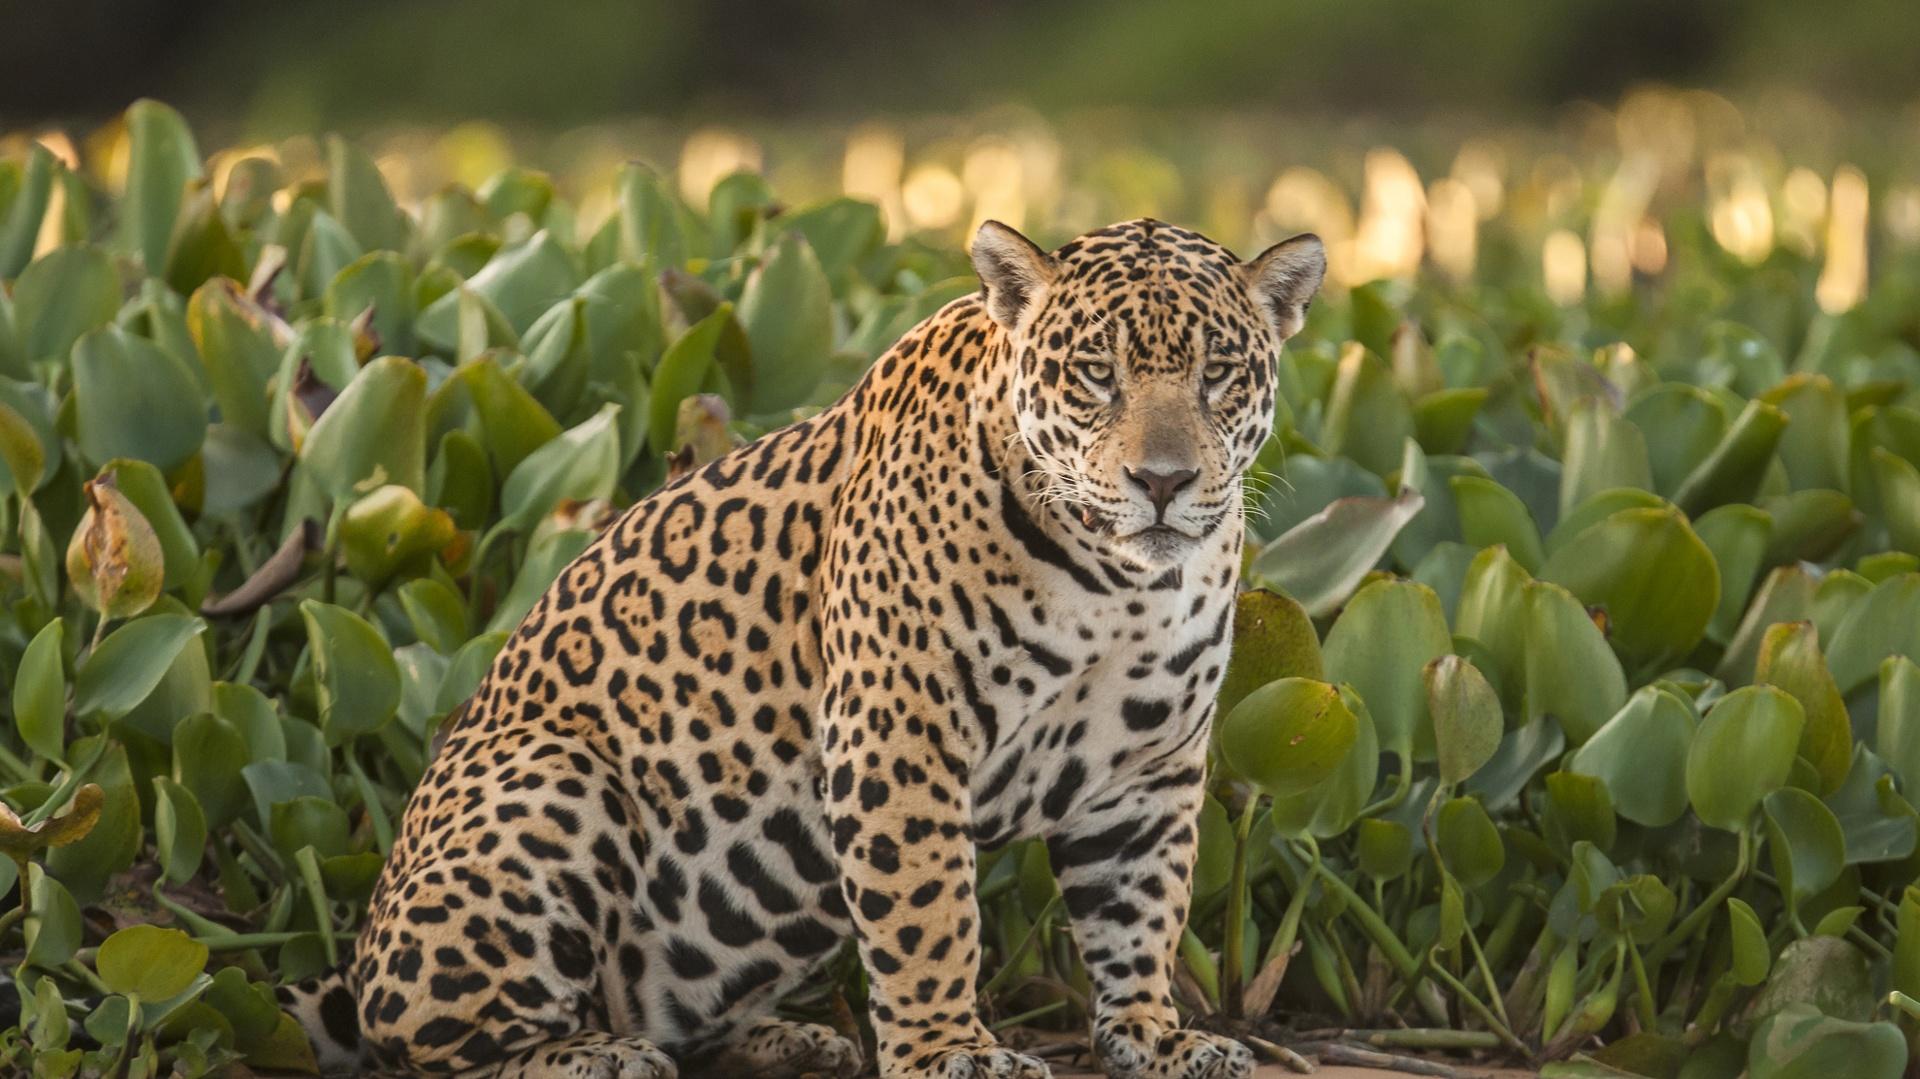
(274, 962, 362, 1074)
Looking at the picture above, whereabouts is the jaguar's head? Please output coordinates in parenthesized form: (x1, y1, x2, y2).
(972, 217, 1325, 569)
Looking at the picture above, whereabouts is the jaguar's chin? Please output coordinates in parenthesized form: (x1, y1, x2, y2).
(1113, 524, 1201, 568)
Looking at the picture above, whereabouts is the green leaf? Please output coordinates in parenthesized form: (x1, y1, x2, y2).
(74, 614, 204, 722)
(1718, 566, 1818, 687)
(1871, 448, 1920, 555)
(1672, 398, 1788, 515)
(300, 599, 400, 745)
(270, 796, 351, 862)
(150, 776, 206, 886)
(13, 245, 120, 367)
(1545, 487, 1666, 556)
(1687, 684, 1806, 832)
(1218, 677, 1357, 798)
(1321, 345, 1415, 477)
(1191, 795, 1234, 900)
(1450, 474, 1546, 573)
(1727, 897, 1772, 986)
(120, 100, 203, 273)
(1453, 543, 1534, 714)
(1760, 489, 1859, 566)
(0, 144, 55, 279)
(1435, 795, 1504, 887)
(1569, 686, 1695, 827)
(325, 251, 416, 359)
(1216, 589, 1322, 721)
(1760, 374, 1851, 494)
(44, 738, 139, 904)
(299, 355, 427, 500)
(1560, 401, 1652, 517)
(24, 866, 82, 969)
(1539, 506, 1719, 673)
(71, 325, 207, 471)
(96, 924, 208, 1002)
(1268, 685, 1380, 838)
(172, 712, 250, 827)
(340, 484, 457, 586)
(1356, 819, 1414, 881)
(1426, 654, 1502, 786)
(454, 355, 564, 477)
(617, 163, 687, 271)
(1545, 771, 1617, 853)
(1322, 578, 1452, 761)
(1747, 1003, 1904, 1079)
(1754, 621, 1852, 794)
(1625, 382, 1729, 497)
(1825, 573, 1920, 694)
(496, 402, 622, 535)
(1763, 787, 1845, 913)
(0, 394, 49, 494)
(398, 577, 469, 656)
(650, 306, 729, 454)
(326, 134, 408, 253)
(1877, 656, 1920, 795)
(240, 761, 331, 830)
(738, 230, 833, 414)
(1894, 886, 1920, 1003)
(1694, 504, 1773, 644)
(1523, 580, 1628, 745)
(162, 180, 245, 294)
(417, 231, 580, 345)
(14, 618, 66, 763)
(1250, 487, 1426, 618)
(486, 528, 594, 634)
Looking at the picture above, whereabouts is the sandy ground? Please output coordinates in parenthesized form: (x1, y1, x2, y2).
(1051, 1063, 1539, 1078)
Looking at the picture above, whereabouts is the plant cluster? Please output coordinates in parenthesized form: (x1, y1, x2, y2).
(0, 101, 1917, 1078)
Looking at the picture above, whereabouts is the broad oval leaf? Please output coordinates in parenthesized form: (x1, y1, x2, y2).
(1323, 578, 1452, 761)
(1539, 506, 1719, 673)
(1218, 677, 1357, 798)
(738, 230, 833, 414)
(299, 600, 401, 745)
(96, 924, 208, 1003)
(1687, 685, 1806, 832)
(1426, 654, 1501, 785)
(299, 354, 427, 500)
(1569, 686, 1695, 827)
(1435, 795, 1504, 887)
(74, 614, 205, 722)
(1250, 486, 1426, 618)
(1216, 589, 1322, 722)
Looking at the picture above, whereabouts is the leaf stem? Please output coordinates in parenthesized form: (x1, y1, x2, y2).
(1646, 827, 1749, 969)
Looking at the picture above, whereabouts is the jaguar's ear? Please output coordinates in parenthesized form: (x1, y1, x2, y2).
(1243, 233, 1327, 341)
(971, 220, 1055, 331)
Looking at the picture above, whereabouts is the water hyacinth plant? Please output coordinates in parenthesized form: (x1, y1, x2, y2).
(0, 96, 1918, 1076)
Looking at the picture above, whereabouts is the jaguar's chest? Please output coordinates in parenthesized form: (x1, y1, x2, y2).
(956, 550, 1239, 845)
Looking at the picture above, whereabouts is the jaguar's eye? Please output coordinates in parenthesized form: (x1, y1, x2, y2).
(1202, 361, 1233, 385)
(1077, 360, 1115, 387)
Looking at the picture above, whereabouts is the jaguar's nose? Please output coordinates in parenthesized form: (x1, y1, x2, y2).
(1125, 465, 1199, 520)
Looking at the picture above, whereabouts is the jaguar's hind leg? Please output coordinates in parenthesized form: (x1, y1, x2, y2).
(474, 1031, 677, 1079)
(694, 1016, 863, 1078)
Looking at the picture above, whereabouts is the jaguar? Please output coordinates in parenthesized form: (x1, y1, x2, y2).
(282, 216, 1326, 1078)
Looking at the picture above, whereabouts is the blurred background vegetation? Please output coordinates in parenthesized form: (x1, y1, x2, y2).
(10, 0, 1920, 130)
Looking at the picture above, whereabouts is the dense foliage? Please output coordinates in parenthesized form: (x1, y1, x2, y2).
(1, 99, 1920, 1078)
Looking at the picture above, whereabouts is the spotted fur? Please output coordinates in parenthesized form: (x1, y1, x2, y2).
(281, 218, 1325, 1078)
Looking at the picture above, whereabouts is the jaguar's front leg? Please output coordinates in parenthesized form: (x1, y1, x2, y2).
(1049, 762, 1254, 1079)
(821, 661, 1051, 1079)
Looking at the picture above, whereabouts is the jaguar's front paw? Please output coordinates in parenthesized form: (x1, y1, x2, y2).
(904, 1041, 1052, 1079)
(1095, 1026, 1254, 1079)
